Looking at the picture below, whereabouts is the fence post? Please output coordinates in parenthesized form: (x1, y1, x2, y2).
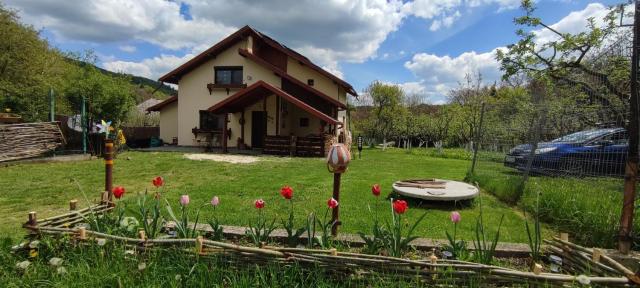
(104, 139, 114, 206)
(522, 82, 547, 186)
(470, 102, 486, 175)
(618, 1, 640, 254)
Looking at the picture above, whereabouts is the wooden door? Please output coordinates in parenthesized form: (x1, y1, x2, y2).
(251, 111, 266, 148)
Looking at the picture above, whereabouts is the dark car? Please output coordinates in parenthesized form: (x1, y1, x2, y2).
(504, 128, 628, 176)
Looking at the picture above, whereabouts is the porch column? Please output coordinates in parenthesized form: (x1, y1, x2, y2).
(222, 113, 228, 154)
(240, 109, 245, 148)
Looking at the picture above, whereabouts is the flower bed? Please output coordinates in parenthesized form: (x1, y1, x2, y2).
(16, 177, 640, 287)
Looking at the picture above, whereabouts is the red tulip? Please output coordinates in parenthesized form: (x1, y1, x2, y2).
(255, 199, 265, 209)
(327, 198, 339, 209)
(113, 186, 125, 199)
(392, 200, 408, 214)
(152, 176, 164, 187)
(280, 186, 293, 200)
(371, 184, 381, 197)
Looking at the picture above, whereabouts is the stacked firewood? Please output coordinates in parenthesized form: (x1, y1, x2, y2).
(323, 134, 337, 156)
(0, 122, 65, 162)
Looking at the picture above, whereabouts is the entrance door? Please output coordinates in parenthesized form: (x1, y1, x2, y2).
(251, 111, 266, 148)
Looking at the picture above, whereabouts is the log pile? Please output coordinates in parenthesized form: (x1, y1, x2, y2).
(0, 122, 65, 162)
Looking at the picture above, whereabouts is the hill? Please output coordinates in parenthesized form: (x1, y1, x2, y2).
(69, 58, 177, 102)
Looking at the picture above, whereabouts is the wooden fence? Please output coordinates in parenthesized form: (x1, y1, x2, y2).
(264, 135, 324, 157)
(0, 122, 65, 162)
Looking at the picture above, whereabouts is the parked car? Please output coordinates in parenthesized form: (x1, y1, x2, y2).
(504, 128, 628, 176)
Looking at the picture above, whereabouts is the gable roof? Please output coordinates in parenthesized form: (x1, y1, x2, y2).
(146, 95, 177, 112)
(207, 80, 340, 125)
(158, 25, 356, 96)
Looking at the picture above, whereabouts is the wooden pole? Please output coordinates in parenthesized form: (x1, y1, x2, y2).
(331, 173, 341, 236)
(69, 199, 78, 211)
(470, 102, 486, 175)
(619, 1, 640, 254)
(222, 113, 228, 154)
(28, 211, 37, 226)
(240, 109, 245, 148)
(104, 139, 114, 204)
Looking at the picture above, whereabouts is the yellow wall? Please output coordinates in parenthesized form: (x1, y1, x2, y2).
(286, 58, 347, 105)
(176, 39, 280, 146)
(158, 101, 178, 143)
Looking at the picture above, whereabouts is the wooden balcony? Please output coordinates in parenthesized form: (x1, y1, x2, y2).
(207, 83, 247, 95)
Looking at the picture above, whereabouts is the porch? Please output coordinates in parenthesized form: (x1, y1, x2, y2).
(206, 81, 341, 157)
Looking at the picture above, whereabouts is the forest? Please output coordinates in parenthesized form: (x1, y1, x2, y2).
(0, 4, 174, 126)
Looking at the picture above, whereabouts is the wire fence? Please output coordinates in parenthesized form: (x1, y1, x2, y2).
(465, 28, 637, 249)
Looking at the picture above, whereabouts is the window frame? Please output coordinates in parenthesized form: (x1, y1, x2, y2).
(214, 66, 243, 85)
(199, 110, 223, 131)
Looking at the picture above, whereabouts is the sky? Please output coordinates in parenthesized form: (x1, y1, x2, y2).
(4, 0, 631, 104)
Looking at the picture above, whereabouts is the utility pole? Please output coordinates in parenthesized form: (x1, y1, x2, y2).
(49, 88, 55, 122)
(618, 0, 639, 254)
(81, 97, 87, 154)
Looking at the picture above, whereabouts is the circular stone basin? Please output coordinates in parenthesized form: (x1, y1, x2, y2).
(392, 179, 479, 201)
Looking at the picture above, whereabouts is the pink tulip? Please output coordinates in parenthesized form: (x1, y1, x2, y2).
(211, 196, 220, 206)
(450, 211, 461, 223)
(180, 195, 190, 206)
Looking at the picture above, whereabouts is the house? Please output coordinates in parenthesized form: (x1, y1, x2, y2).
(148, 25, 356, 156)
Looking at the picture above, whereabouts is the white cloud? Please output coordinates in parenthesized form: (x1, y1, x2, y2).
(401, 1, 622, 104)
(103, 54, 194, 79)
(5, 0, 531, 82)
(467, 0, 521, 11)
(430, 10, 461, 31)
(405, 48, 502, 84)
(119, 45, 136, 53)
(533, 3, 610, 45)
(5, 0, 236, 51)
(404, 0, 520, 32)
(6, 0, 409, 80)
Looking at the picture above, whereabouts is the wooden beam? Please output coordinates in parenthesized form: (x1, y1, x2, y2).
(241, 109, 245, 148)
(276, 96, 280, 136)
(222, 113, 228, 154)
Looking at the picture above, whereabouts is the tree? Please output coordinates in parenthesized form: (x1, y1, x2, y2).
(0, 4, 69, 121)
(63, 52, 135, 125)
(496, 0, 631, 126)
(365, 81, 405, 150)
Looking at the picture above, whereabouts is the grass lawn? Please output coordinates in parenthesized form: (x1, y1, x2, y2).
(470, 159, 635, 248)
(0, 148, 549, 244)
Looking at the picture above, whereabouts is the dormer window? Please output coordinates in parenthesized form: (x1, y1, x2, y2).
(215, 66, 243, 85)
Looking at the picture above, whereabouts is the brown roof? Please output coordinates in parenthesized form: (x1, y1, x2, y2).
(158, 25, 356, 96)
(207, 81, 340, 125)
(146, 95, 177, 112)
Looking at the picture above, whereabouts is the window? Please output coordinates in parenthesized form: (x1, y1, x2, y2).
(199, 110, 223, 130)
(601, 131, 629, 145)
(307, 79, 314, 86)
(299, 117, 309, 127)
(215, 66, 243, 85)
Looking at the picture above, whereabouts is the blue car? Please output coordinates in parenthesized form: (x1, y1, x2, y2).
(504, 128, 628, 176)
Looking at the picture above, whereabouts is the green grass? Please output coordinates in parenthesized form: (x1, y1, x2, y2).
(0, 148, 545, 244)
(0, 237, 439, 287)
(470, 160, 636, 248)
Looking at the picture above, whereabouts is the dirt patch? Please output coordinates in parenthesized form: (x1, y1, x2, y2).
(183, 153, 260, 164)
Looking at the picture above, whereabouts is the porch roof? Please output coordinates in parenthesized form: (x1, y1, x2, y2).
(207, 80, 341, 125)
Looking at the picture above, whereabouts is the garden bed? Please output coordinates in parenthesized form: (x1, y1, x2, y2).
(17, 201, 640, 287)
